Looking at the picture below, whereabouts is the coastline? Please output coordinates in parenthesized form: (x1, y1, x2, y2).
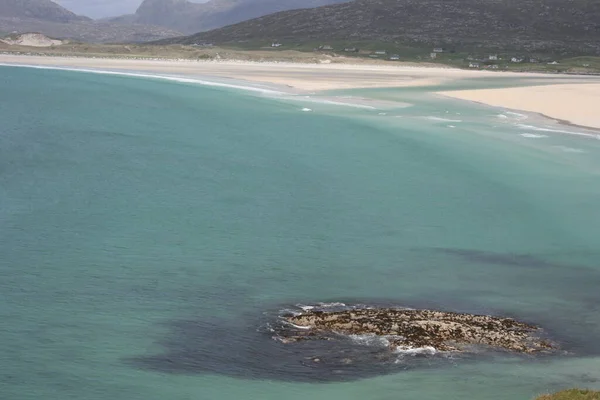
(2, 53, 600, 130)
(439, 84, 600, 131)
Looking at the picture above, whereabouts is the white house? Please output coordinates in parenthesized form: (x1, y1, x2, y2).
(511, 57, 524, 63)
(489, 54, 498, 61)
(271, 42, 282, 47)
(469, 62, 480, 68)
(433, 47, 444, 53)
(389, 54, 400, 60)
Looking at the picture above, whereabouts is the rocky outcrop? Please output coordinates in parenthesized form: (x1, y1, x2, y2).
(277, 306, 556, 354)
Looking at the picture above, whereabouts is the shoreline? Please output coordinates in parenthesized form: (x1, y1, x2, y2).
(435, 94, 600, 135)
(439, 84, 600, 131)
(1, 53, 593, 91)
(2, 53, 600, 131)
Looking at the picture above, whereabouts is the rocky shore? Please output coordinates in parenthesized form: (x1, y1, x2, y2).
(276, 306, 556, 354)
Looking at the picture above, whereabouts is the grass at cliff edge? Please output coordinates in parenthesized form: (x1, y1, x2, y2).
(536, 390, 600, 400)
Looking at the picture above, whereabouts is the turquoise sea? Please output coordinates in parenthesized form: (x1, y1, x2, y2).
(1, 66, 600, 399)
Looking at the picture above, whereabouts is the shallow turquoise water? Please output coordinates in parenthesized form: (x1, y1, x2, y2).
(1, 66, 600, 399)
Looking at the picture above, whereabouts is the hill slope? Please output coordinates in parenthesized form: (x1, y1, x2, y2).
(164, 0, 600, 54)
(111, 0, 352, 34)
(0, 0, 181, 42)
(0, 0, 89, 22)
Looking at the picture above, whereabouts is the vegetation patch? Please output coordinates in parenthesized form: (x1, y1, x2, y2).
(536, 390, 600, 400)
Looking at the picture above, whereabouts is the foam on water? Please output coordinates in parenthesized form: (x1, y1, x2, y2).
(517, 123, 600, 139)
(552, 145, 585, 153)
(395, 346, 437, 356)
(316, 302, 347, 308)
(506, 111, 528, 120)
(348, 334, 391, 347)
(0, 63, 286, 95)
(0, 63, 406, 112)
(284, 95, 378, 110)
(520, 133, 548, 139)
(426, 116, 463, 123)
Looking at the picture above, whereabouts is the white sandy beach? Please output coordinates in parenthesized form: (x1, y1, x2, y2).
(440, 84, 600, 130)
(1, 54, 600, 129)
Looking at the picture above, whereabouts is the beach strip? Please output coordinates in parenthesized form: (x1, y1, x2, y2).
(439, 84, 600, 130)
(2, 54, 600, 130)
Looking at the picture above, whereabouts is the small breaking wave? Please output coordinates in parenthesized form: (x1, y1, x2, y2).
(506, 111, 528, 120)
(348, 334, 391, 347)
(317, 302, 347, 307)
(395, 346, 437, 356)
(517, 124, 600, 139)
(426, 116, 463, 123)
(301, 108, 312, 112)
(552, 146, 585, 154)
(0, 63, 286, 95)
(520, 133, 548, 139)
(284, 96, 377, 109)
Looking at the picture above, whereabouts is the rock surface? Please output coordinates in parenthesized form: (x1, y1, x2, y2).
(278, 307, 556, 354)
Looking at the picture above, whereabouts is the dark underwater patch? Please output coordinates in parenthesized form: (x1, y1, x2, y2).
(128, 313, 415, 382)
(127, 299, 578, 383)
(433, 248, 561, 268)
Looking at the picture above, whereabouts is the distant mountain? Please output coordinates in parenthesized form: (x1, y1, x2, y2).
(0, 0, 89, 22)
(0, 0, 182, 42)
(162, 0, 600, 54)
(109, 0, 352, 34)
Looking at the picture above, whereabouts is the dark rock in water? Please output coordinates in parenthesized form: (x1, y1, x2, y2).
(276, 307, 557, 354)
